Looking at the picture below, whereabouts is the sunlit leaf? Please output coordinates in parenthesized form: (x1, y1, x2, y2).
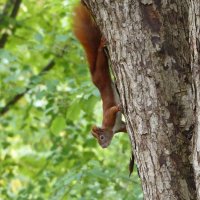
(50, 116, 66, 134)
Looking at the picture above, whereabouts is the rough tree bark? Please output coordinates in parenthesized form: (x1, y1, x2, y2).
(189, 0, 200, 198)
(83, 0, 199, 199)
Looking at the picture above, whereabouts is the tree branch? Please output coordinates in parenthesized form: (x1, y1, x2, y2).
(0, 60, 55, 116)
(10, 0, 22, 18)
(0, 0, 22, 48)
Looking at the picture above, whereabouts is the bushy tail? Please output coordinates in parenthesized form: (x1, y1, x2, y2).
(73, 4, 101, 70)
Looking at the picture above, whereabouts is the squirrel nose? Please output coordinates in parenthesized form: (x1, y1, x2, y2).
(101, 142, 109, 148)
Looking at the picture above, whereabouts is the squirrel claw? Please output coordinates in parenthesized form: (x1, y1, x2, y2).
(117, 104, 122, 111)
(100, 36, 107, 48)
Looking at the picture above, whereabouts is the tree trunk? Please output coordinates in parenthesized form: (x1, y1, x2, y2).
(189, 0, 200, 198)
(83, 0, 199, 199)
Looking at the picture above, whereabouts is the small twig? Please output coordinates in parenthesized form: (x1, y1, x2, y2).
(0, 0, 22, 48)
(0, 60, 55, 116)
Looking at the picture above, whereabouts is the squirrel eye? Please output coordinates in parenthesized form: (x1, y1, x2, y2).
(100, 135, 105, 141)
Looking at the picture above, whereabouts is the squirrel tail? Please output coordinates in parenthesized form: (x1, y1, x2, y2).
(73, 4, 101, 70)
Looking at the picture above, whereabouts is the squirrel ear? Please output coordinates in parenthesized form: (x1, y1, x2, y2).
(91, 126, 98, 138)
(92, 125, 101, 132)
(92, 125, 97, 131)
(91, 131, 97, 138)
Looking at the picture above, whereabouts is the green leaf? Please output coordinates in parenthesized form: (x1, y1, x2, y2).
(35, 90, 46, 100)
(55, 34, 68, 42)
(34, 33, 44, 42)
(46, 79, 59, 92)
(50, 116, 66, 134)
(66, 100, 81, 121)
(0, 49, 17, 62)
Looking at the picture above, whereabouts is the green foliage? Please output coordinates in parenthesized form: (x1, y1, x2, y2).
(0, 0, 143, 199)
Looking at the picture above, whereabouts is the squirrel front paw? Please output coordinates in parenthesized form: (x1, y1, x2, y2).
(100, 36, 107, 48)
(117, 104, 123, 112)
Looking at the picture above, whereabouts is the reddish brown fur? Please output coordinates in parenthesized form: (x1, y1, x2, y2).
(73, 4, 116, 123)
(73, 4, 126, 148)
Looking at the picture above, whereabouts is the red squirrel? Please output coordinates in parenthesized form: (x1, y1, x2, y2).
(73, 4, 126, 148)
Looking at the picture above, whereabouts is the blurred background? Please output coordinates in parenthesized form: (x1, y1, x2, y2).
(0, 0, 142, 199)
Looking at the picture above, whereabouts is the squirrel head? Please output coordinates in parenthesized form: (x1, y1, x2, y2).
(91, 126, 114, 148)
